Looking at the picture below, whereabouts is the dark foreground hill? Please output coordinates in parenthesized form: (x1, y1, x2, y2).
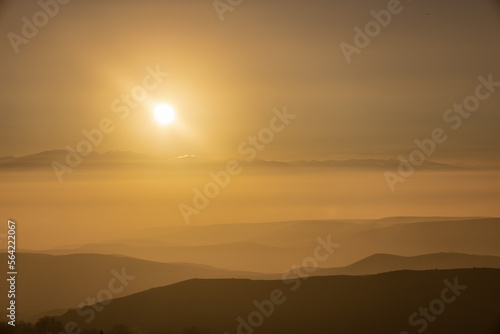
(0, 253, 256, 320)
(59, 268, 500, 334)
(8, 251, 500, 323)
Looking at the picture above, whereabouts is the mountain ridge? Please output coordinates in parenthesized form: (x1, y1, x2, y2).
(57, 268, 500, 334)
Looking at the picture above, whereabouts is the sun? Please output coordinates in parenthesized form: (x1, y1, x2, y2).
(153, 104, 176, 125)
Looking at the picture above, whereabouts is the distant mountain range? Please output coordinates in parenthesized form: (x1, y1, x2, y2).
(0, 149, 476, 170)
(58, 268, 500, 334)
(31, 218, 500, 272)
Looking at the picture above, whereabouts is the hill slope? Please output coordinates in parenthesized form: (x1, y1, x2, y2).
(309, 252, 500, 276)
(0, 253, 256, 319)
(36, 218, 500, 272)
(59, 268, 500, 334)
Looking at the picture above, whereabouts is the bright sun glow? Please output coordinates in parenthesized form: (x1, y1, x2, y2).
(154, 104, 176, 125)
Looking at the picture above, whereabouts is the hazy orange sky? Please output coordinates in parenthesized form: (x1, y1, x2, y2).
(1, 1, 500, 249)
(1, 0, 499, 163)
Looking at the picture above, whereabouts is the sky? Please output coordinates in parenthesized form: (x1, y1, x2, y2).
(1, 0, 499, 163)
(1, 1, 500, 249)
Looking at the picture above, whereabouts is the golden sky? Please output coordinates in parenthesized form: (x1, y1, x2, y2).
(1, 1, 500, 249)
(0, 0, 499, 162)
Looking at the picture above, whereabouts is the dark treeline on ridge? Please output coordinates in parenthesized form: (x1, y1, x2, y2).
(0, 317, 209, 334)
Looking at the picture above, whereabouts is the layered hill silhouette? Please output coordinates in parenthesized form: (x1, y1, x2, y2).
(305, 252, 500, 277)
(38, 241, 309, 273)
(11, 251, 500, 324)
(0, 253, 256, 320)
(59, 268, 500, 334)
(35, 218, 500, 272)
